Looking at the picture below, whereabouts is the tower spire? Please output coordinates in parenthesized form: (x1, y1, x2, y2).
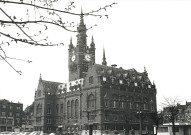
(39, 73, 42, 81)
(102, 47, 107, 66)
(90, 35, 95, 48)
(69, 36, 73, 49)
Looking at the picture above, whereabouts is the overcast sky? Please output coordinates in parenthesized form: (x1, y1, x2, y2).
(0, 0, 191, 110)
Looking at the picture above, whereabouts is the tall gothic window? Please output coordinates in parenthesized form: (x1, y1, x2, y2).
(47, 103, 51, 114)
(71, 100, 75, 118)
(87, 94, 95, 108)
(129, 97, 134, 109)
(75, 99, 79, 118)
(111, 95, 118, 108)
(143, 98, 148, 110)
(67, 101, 71, 118)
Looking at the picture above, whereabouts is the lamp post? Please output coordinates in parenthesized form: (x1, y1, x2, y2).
(137, 111, 142, 135)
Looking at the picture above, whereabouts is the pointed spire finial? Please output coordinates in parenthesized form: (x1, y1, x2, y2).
(144, 66, 146, 72)
(69, 36, 73, 49)
(80, 7, 84, 25)
(92, 35, 94, 42)
(39, 73, 42, 81)
(70, 36, 72, 44)
(102, 46, 107, 66)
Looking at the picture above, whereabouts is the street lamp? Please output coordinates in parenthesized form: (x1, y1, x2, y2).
(137, 111, 142, 135)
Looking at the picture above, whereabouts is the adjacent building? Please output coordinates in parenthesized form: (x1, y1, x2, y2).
(22, 102, 34, 132)
(33, 11, 157, 135)
(0, 99, 23, 132)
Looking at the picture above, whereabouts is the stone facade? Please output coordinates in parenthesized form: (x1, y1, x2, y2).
(33, 11, 157, 135)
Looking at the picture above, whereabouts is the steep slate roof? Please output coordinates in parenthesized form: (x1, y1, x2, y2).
(38, 78, 63, 95)
(93, 64, 151, 84)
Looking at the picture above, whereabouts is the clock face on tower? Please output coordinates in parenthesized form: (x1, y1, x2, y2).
(85, 54, 91, 61)
(71, 54, 76, 62)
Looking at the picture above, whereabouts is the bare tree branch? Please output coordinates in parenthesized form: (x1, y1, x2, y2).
(0, 0, 117, 75)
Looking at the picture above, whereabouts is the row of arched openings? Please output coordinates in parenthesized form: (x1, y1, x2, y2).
(67, 99, 79, 119)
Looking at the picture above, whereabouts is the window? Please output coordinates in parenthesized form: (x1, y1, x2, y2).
(9, 112, 13, 117)
(16, 118, 20, 124)
(89, 76, 93, 84)
(136, 103, 139, 110)
(88, 94, 95, 108)
(47, 127, 51, 132)
(37, 103, 42, 115)
(88, 111, 95, 120)
(36, 117, 41, 124)
(7, 119, 13, 125)
(172, 127, 179, 132)
(67, 101, 71, 118)
(71, 100, 75, 118)
(75, 100, 79, 118)
(112, 101, 117, 108)
(16, 113, 20, 117)
(2, 112, 6, 116)
(105, 111, 109, 121)
(56, 104, 59, 114)
(60, 104, 63, 113)
(2, 105, 6, 109)
(105, 100, 109, 107)
(121, 101, 126, 108)
(129, 102, 133, 109)
(47, 104, 51, 114)
(158, 127, 168, 132)
(2, 118, 6, 124)
(113, 115, 118, 121)
(17, 106, 21, 110)
(47, 118, 51, 124)
(151, 105, 154, 111)
(10, 106, 13, 110)
(105, 125, 109, 130)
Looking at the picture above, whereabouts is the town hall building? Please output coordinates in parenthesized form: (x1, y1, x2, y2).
(33, 11, 157, 135)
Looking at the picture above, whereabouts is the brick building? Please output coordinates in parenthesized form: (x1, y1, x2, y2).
(0, 99, 23, 132)
(33, 11, 157, 135)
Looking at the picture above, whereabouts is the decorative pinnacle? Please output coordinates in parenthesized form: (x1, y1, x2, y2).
(92, 35, 94, 42)
(70, 36, 72, 44)
(39, 73, 42, 81)
(102, 47, 107, 66)
(80, 7, 84, 25)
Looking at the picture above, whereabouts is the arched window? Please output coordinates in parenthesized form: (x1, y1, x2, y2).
(136, 96, 141, 110)
(47, 103, 51, 114)
(71, 100, 75, 118)
(67, 101, 71, 118)
(143, 98, 148, 110)
(87, 94, 95, 108)
(60, 103, 63, 113)
(129, 97, 134, 109)
(111, 95, 118, 108)
(120, 96, 126, 108)
(75, 99, 79, 118)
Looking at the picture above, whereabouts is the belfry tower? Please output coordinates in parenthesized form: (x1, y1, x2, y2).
(68, 10, 95, 81)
